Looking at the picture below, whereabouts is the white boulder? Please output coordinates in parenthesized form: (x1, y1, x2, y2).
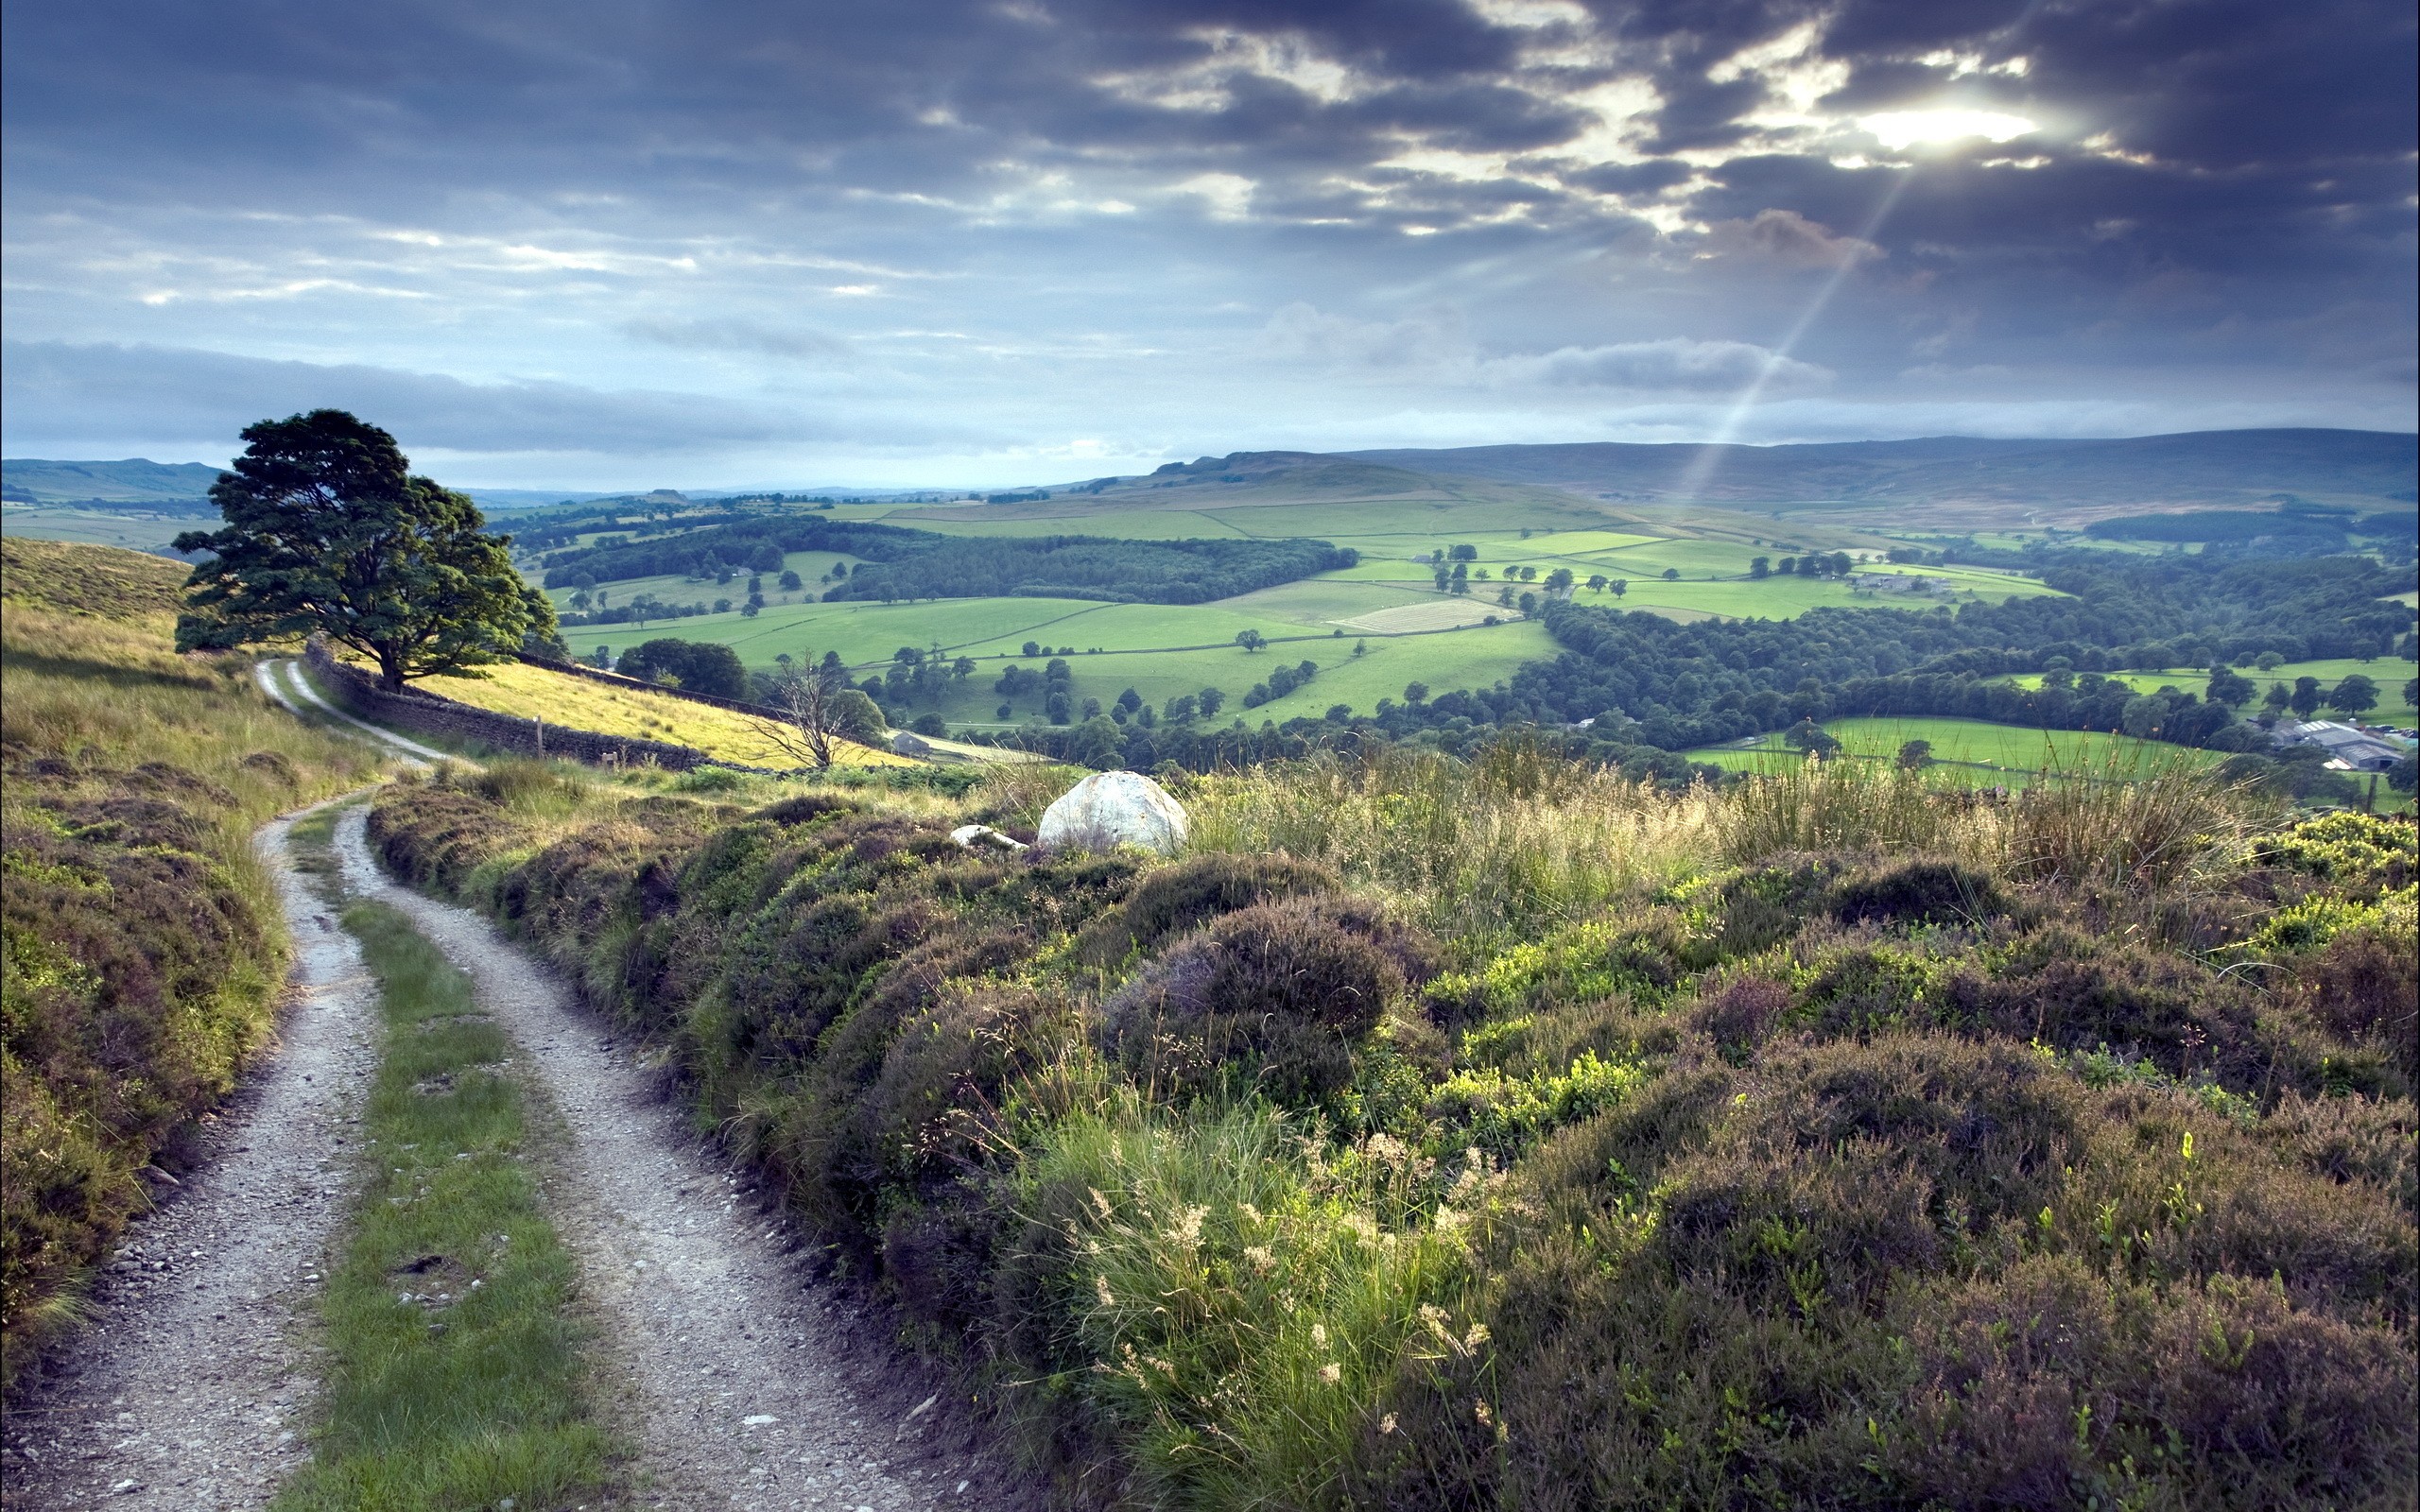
(1036, 771, 1188, 855)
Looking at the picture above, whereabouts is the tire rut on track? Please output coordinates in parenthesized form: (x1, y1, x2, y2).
(331, 809, 1038, 1511)
(1, 802, 382, 1511)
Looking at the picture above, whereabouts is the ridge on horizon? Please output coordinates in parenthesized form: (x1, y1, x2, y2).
(8, 425, 2413, 507)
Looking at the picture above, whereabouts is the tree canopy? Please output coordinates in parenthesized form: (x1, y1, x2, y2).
(174, 410, 547, 691)
(614, 638, 748, 699)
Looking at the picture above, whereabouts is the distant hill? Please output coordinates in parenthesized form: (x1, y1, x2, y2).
(1, 456, 223, 507)
(1340, 428, 2418, 524)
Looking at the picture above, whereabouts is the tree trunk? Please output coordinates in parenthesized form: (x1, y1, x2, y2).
(376, 645, 406, 692)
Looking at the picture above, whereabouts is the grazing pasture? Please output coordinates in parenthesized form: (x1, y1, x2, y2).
(1686, 716, 2228, 778)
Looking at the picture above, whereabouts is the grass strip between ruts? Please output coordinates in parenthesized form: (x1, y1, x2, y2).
(276, 816, 614, 1510)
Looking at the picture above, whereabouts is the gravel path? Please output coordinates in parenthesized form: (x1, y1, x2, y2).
(1, 802, 382, 1510)
(258, 659, 452, 767)
(331, 809, 1037, 1511)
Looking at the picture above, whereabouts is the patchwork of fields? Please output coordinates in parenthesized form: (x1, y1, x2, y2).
(0, 504, 197, 553)
(527, 493, 2063, 721)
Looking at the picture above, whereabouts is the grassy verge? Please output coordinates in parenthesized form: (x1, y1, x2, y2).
(275, 862, 613, 1509)
(2, 540, 386, 1386)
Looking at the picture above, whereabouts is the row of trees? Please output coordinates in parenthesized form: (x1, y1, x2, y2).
(1750, 552, 1856, 578)
(540, 515, 1358, 607)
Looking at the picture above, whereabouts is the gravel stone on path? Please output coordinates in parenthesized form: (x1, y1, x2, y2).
(1, 803, 381, 1511)
(332, 808, 1043, 1511)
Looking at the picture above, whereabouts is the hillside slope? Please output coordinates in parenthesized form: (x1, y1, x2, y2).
(1, 458, 221, 507)
(1344, 428, 2419, 519)
(0, 541, 384, 1384)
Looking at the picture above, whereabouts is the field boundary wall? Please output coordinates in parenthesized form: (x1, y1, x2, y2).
(516, 651, 890, 756)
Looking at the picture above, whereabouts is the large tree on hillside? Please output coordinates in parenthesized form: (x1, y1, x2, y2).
(174, 410, 549, 691)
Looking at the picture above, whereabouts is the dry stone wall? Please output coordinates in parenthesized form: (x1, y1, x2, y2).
(517, 652, 890, 759)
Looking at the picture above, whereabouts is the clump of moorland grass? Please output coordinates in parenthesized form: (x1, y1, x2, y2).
(1185, 741, 1716, 948)
(1714, 753, 1998, 864)
(3, 544, 380, 1389)
(999, 1098, 1511, 1510)
(2005, 755, 2268, 890)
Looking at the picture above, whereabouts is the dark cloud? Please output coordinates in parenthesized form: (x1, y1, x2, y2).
(1699, 209, 1883, 268)
(0, 0, 2408, 468)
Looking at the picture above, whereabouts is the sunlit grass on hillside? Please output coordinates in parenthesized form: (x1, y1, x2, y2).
(394, 658, 913, 769)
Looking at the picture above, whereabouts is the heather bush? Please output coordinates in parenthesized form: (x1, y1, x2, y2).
(1072, 850, 1340, 968)
(1824, 853, 2007, 925)
(1098, 898, 1434, 1108)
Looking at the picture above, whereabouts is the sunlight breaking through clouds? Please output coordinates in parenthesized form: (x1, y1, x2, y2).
(1858, 110, 2040, 151)
(0, 0, 2406, 482)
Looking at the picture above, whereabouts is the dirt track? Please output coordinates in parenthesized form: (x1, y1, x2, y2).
(330, 809, 1035, 1510)
(0, 803, 381, 1510)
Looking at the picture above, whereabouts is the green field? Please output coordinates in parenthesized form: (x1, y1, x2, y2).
(943, 617, 1561, 728)
(1997, 659, 2420, 725)
(0, 505, 197, 552)
(1686, 717, 2224, 779)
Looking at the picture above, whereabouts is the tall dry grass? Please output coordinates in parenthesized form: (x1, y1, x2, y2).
(1186, 741, 1718, 950)
(2004, 753, 2273, 891)
(1188, 738, 2270, 953)
(1711, 752, 1997, 864)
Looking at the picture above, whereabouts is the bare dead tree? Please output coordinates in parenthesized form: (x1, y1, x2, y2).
(747, 664, 841, 770)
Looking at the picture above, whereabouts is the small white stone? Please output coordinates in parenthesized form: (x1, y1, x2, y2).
(948, 823, 1027, 852)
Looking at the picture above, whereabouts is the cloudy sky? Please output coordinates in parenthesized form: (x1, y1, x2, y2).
(4, 0, 2412, 489)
